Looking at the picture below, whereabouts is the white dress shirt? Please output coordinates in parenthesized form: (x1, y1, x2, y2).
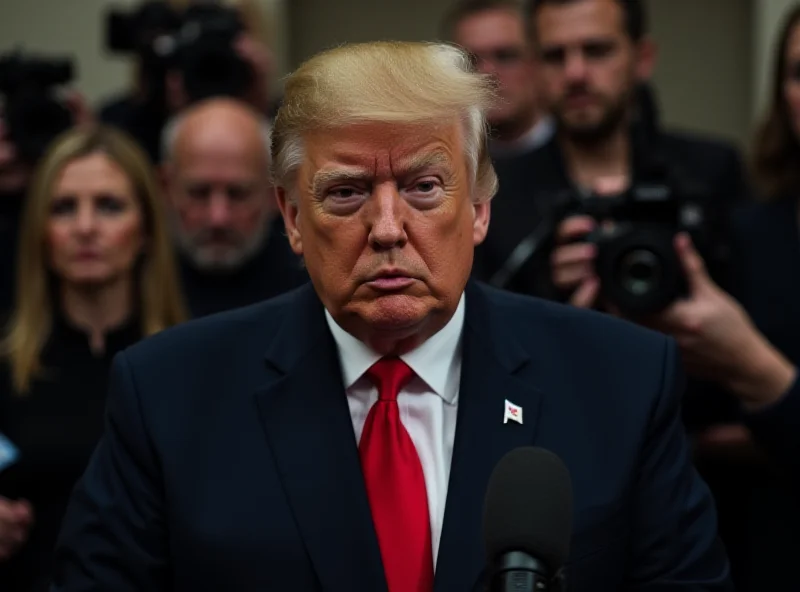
(324, 295, 464, 568)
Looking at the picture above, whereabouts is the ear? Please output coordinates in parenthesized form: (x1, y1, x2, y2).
(635, 36, 658, 81)
(276, 186, 303, 255)
(472, 199, 491, 245)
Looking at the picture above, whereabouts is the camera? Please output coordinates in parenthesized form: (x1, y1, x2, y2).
(105, 1, 181, 112)
(105, 1, 251, 106)
(552, 175, 712, 316)
(0, 50, 75, 164)
(162, 3, 251, 103)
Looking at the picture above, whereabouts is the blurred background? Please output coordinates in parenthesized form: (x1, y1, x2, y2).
(0, 0, 793, 147)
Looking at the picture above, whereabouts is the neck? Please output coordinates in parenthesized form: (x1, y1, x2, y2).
(492, 108, 544, 144)
(561, 127, 630, 190)
(60, 277, 135, 354)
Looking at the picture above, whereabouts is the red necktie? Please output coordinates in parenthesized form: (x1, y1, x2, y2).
(359, 357, 434, 592)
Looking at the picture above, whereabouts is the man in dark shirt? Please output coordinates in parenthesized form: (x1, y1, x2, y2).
(160, 98, 306, 318)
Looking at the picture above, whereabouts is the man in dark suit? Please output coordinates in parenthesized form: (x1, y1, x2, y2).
(49, 40, 731, 591)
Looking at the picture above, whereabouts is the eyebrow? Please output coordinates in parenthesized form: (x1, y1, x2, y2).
(310, 150, 453, 197)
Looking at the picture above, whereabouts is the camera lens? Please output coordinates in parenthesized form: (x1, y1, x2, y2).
(617, 249, 661, 296)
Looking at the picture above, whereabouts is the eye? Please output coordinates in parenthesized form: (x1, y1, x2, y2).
(414, 180, 438, 193)
(96, 194, 126, 213)
(327, 186, 366, 200)
(50, 196, 76, 216)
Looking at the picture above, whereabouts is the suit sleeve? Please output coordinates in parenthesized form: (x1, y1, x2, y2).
(628, 337, 733, 591)
(50, 351, 169, 591)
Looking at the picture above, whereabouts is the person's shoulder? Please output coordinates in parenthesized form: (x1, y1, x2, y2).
(122, 285, 303, 369)
(478, 283, 667, 352)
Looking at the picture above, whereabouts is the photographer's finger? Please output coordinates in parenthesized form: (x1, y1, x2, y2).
(570, 277, 600, 308)
(553, 262, 595, 290)
(551, 243, 596, 268)
(555, 216, 596, 244)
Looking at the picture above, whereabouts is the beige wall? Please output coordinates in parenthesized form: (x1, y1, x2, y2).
(287, 0, 754, 147)
(0, 0, 287, 106)
(1, 0, 794, 148)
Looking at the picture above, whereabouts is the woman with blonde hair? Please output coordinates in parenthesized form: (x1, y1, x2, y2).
(0, 124, 186, 591)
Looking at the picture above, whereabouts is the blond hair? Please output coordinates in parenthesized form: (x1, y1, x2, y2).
(271, 41, 499, 203)
(2, 125, 188, 394)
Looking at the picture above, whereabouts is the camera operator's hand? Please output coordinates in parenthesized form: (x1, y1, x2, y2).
(235, 33, 274, 113)
(551, 176, 629, 308)
(0, 113, 29, 195)
(62, 89, 94, 127)
(551, 215, 599, 307)
(0, 497, 33, 561)
(645, 233, 796, 410)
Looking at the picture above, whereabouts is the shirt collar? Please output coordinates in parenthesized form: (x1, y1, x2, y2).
(324, 293, 465, 404)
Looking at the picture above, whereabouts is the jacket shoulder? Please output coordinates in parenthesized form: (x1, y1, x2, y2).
(122, 287, 301, 368)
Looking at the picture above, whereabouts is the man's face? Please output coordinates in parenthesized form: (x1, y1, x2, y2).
(453, 9, 538, 129)
(277, 121, 491, 353)
(165, 130, 274, 272)
(533, 0, 654, 142)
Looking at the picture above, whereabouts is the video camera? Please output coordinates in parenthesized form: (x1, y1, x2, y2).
(0, 50, 75, 164)
(106, 1, 251, 106)
(548, 171, 713, 316)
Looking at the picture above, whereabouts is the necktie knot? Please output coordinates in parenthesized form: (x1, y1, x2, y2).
(366, 357, 414, 402)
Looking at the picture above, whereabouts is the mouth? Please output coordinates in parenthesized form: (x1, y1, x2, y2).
(364, 270, 417, 291)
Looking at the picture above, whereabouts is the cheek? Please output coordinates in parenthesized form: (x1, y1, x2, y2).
(45, 223, 72, 268)
(413, 204, 474, 278)
(107, 215, 145, 261)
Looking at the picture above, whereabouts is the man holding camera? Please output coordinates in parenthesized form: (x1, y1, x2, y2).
(474, 0, 748, 305)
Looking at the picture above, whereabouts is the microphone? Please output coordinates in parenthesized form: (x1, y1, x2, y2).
(482, 447, 574, 592)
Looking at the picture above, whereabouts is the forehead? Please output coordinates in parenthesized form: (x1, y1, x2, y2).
(55, 153, 131, 193)
(301, 121, 467, 176)
(176, 124, 266, 175)
(535, 0, 626, 44)
(455, 9, 526, 48)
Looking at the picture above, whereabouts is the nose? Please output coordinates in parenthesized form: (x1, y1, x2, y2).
(75, 203, 98, 236)
(367, 184, 407, 251)
(208, 192, 232, 227)
(564, 51, 588, 83)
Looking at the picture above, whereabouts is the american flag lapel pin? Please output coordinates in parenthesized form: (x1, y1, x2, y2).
(504, 399, 523, 425)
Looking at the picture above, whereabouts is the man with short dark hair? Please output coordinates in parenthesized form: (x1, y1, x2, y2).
(441, 0, 554, 157)
(474, 0, 747, 304)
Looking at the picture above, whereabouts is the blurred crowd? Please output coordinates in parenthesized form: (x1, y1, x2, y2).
(1, 0, 800, 590)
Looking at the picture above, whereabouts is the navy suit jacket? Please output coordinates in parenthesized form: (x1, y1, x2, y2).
(50, 281, 731, 591)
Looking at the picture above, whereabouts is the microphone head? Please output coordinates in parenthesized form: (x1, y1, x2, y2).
(483, 447, 574, 573)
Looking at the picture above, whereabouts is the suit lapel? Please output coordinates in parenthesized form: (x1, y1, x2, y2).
(253, 285, 386, 592)
(434, 282, 545, 592)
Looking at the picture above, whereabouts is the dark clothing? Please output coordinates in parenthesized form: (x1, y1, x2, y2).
(179, 217, 308, 319)
(734, 195, 800, 478)
(0, 191, 24, 321)
(704, 194, 800, 592)
(474, 130, 749, 303)
(0, 313, 141, 592)
(51, 281, 731, 591)
(98, 94, 166, 164)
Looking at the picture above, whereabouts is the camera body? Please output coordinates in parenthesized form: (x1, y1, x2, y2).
(555, 177, 710, 316)
(163, 4, 250, 103)
(0, 51, 75, 163)
(106, 1, 250, 105)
